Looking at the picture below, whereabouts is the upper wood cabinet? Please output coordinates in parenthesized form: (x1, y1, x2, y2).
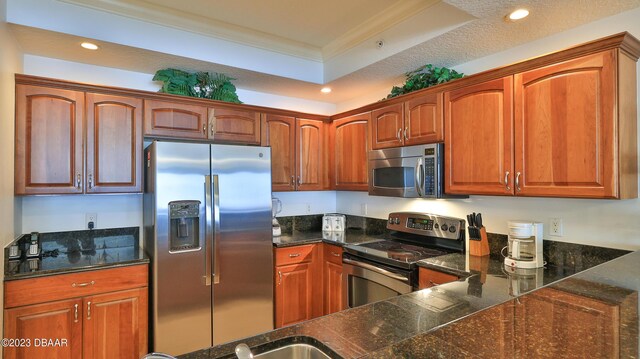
(370, 93, 443, 149)
(332, 113, 370, 191)
(86, 93, 142, 193)
(444, 77, 514, 196)
(144, 99, 208, 140)
(262, 114, 296, 191)
(514, 50, 635, 198)
(262, 114, 327, 191)
(208, 107, 261, 144)
(15, 85, 85, 195)
(15, 86, 143, 195)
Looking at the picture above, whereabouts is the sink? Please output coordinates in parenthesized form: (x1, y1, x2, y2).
(253, 343, 331, 359)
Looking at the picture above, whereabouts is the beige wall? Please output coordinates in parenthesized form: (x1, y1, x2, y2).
(0, 0, 23, 342)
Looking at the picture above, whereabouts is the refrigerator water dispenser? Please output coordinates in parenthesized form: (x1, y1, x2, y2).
(169, 200, 201, 252)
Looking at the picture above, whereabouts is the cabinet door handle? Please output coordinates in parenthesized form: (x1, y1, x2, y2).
(72, 280, 95, 288)
(76, 174, 82, 189)
(209, 110, 216, 137)
(403, 127, 408, 141)
(331, 252, 341, 257)
(288, 253, 300, 258)
(297, 176, 301, 186)
(74, 304, 78, 323)
(87, 301, 91, 320)
(396, 128, 402, 142)
(515, 172, 521, 192)
(505, 171, 511, 191)
(278, 271, 282, 285)
(88, 174, 93, 189)
(290, 176, 295, 187)
(203, 124, 207, 133)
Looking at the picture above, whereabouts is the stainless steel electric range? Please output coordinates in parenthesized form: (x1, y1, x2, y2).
(342, 212, 465, 308)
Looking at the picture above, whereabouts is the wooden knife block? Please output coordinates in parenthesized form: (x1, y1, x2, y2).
(469, 226, 490, 257)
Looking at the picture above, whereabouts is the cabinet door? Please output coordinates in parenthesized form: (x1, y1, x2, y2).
(274, 263, 313, 328)
(404, 92, 444, 145)
(444, 77, 514, 195)
(144, 99, 208, 139)
(370, 103, 404, 149)
(514, 51, 617, 198)
(333, 113, 370, 190)
(15, 85, 84, 195)
(86, 93, 142, 193)
(323, 244, 343, 315)
(83, 288, 148, 359)
(262, 114, 296, 191)
(418, 267, 458, 289)
(4, 298, 83, 359)
(209, 107, 261, 144)
(296, 119, 326, 191)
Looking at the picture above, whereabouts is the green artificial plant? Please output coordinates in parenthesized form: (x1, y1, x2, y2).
(385, 64, 464, 100)
(153, 68, 242, 104)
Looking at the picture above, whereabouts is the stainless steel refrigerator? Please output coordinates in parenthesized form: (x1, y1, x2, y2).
(143, 141, 274, 356)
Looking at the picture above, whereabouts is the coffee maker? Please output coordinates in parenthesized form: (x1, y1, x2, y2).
(504, 221, 544, 269)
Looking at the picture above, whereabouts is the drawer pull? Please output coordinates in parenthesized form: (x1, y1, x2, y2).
(74, 304, 78, 323)
(72, 280, 95, 288)
(87, 301, 91, 320)
(331, 252, 341, 257)
(288, 253, 301, 258)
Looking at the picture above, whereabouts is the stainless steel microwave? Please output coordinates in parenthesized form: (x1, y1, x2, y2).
(368, 143, 464, 199)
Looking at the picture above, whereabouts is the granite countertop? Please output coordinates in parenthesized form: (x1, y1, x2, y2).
(180, 244, 631, 359)
(4, 227, 149, 281)
(272, 230, 385, 248)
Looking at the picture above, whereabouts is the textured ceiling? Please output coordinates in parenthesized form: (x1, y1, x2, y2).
(10, 0, 640, 108)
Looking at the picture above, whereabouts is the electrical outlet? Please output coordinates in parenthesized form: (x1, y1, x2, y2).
(361, 203, 368, 215)
(305, 203, 311, 214)
(86, 213, 97, 230)
(550, 218, 563, 236)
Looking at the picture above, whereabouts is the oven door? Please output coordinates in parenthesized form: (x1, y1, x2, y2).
(342, 257, 413, 309)
(368, 156, 424, 198)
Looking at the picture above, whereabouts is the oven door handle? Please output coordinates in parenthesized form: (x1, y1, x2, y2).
(343, 258, 410, 283)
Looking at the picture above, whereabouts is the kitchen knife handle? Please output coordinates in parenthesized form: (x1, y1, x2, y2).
(504, 171, 511, 191)
(403, 127, 408, 141)
(515, 172, 521, 192)
(397, 128, 402, 142)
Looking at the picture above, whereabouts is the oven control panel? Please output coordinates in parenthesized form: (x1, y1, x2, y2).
(387, 212, 464, 241)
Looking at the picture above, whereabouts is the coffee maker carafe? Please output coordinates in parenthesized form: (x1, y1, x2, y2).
(504, 221, 544, 269)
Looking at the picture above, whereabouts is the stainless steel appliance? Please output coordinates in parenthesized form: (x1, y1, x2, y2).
(368, 143, 466, 198)
(144, 141, 274, 356)
(504, 221, 544, 269)
(342, 212, 465, 308)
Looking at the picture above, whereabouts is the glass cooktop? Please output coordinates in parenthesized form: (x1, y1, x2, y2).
(345, 239, 451, 266)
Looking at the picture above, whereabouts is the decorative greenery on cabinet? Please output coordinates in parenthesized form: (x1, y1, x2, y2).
(153, 68, 242, 103)
(385, 64, 464, 99)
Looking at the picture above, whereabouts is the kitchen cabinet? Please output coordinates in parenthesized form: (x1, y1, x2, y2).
(144, 99, 208, 140)
(208, 107, 261, 144)
(3, 264, 148, 359)
(15, 86, 143, 195)
(514, 50, 636, 198)
(15, 85, 85, 195)
(370, 93, 443, 149)
(418, 267, 459, 289)
(86, 93, 143, 193)
(444, 76, 514, 196)
(332, 112, 370, 191)
(262, 115, 327, 191)
(323, 244, 344, 315)
(274, 244, 322, 328)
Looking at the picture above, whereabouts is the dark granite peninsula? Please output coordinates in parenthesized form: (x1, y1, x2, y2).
(181, 239, 635, 359)
(4, 227, 148, 280)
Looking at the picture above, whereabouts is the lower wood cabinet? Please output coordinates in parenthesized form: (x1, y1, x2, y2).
(3, 264, 148, 359)
(323, 244, 344, 315)
(418, 267, 459, 289)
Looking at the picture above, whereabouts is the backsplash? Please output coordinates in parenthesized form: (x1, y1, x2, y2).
(277, 214, 388, 235)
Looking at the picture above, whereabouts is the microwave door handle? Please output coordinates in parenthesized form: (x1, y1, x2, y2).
(212, 174, 221, 285)
(415, 158, 423, 197)
(204, 175, 213, 286)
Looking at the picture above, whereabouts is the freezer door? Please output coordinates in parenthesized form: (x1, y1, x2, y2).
(211, 144, 274, 345)
(151, 141, 212, 355)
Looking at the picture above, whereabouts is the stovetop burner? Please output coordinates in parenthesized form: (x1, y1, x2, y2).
(344, 239, 453, 269)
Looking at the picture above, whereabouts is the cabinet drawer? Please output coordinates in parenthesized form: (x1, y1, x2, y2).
(323, 243, 343, 265)
(4, 264, 148, 308)
(275, 244, 316, 266)
(418, 267, 458, 289)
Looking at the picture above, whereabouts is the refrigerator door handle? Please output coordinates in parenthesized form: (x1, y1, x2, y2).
(204, 175, 213, 286)
(212, 174, 221, 285)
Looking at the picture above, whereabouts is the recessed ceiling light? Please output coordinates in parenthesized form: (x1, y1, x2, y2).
(81, 42, 99, 50)
(507, 9, 529, 21)
(320, 87, 332, 93)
